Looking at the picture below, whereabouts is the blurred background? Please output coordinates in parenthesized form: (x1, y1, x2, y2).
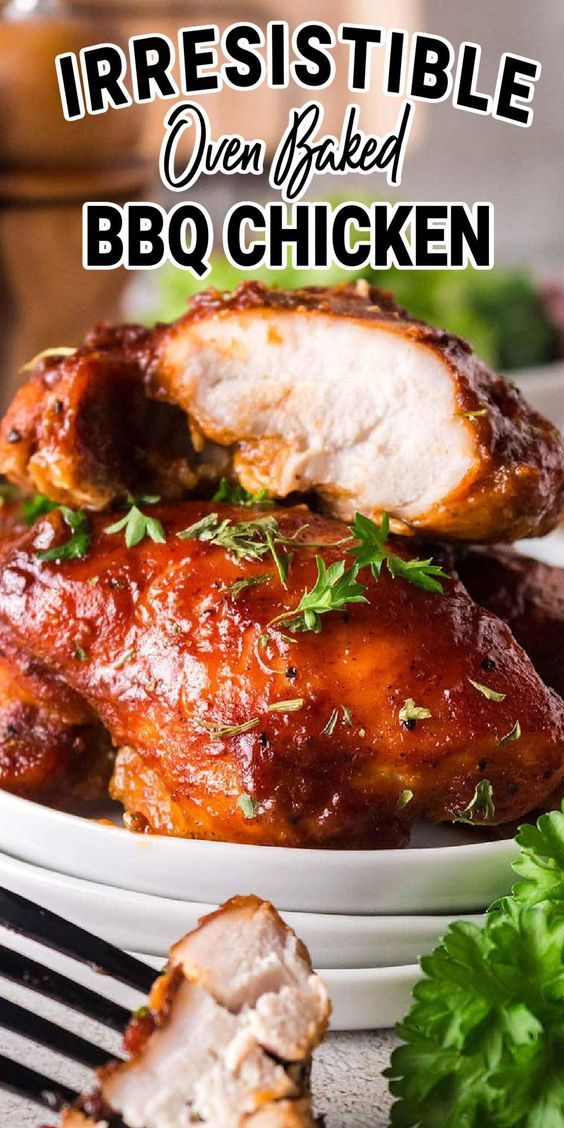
(0, 0, 563, 415)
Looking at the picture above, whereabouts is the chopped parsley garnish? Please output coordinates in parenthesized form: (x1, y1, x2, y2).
(268, 556, 367, 634)
(453, 779, 495, 824)
(226, 574, 273, 599)
(459, 408, 488, 419)
(22, 493, 58, 525)
(37, 506, 91, 562)
(73, 641, 89, 662)
(342, 706, 353, 726)
(238, 793, 260, 819)
(20, 346, 77, 374)
(178, 513, 292, 587)
(321, 708, 340, 736)
(105, 497, 165, 549)
(348, 512, 449, 594)
(199, 717, 260, 740)
(399, 699, 432, 724)
(267, 698, 304, 714)
(386, 803, 564, 1126)
(397, 789, 414, 809)
(468, 678, 506, 702)
(115, 648, 135, 668)
(213, 479, 274, 506)
(498, 720, 522, 745)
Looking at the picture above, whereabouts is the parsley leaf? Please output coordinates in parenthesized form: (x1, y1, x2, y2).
(105, 500, 165, 549)
(226, 574, 273, 599)
(386, 803, 564, 1128)
(498, 720, 522, 745)
(348, 512, 449, 594)
(453, 779, 495, 825)
(213, 478, 274, 506)
(468, 678, 506, 702)
(397, 789, 414, 808)
(511, 807, 564, 908)
(269, 557, 367, 634)
(399, 699, 432, 724)
(238, 794, 260, 819)
(22, 493, 58, 525)
(37, 507, 91, 562)
(199, 717, 259, 740)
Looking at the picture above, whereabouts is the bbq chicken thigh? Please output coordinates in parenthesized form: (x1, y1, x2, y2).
(457, 548, 564, 700)
(0, 499, 561, 848)
(1, 282, 563, 543)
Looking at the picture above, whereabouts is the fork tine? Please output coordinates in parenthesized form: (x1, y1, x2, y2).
(0, 887, 154, 993)
(0, 945, 130, 1031)
(0, 1051, 78, 1111)
(0, 996, 117, 1068)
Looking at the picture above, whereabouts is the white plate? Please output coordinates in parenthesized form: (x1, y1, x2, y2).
(134, 953, 422, 1031)
(0, 789, 516, 914)
(0, 850, 481, 969)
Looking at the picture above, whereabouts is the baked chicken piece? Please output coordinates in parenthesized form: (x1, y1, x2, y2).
(0, 490, 112, 801)
(0, 337, 204, 510)
(456, 547, 564, 700)
(1, 282, 563, 543)
(61, 896, 329, 1128)
(0, 500, 561, 848)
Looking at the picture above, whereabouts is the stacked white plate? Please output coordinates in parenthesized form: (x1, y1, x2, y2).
(0, 789, 522, 1029)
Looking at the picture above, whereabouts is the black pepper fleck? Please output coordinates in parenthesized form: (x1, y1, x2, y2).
(481, 657, 496, 671)
(478, 759, 487, 772)
(7, 429, 21, 444)
(258, 732, 268, 749)
(53, 400, 63, 414)
(403, 718, 417, 731)
(285, 666, 298, 680)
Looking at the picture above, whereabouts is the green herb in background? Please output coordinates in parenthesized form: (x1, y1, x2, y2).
(213, 479, 274, 506)
(385, 803, 564, 1127)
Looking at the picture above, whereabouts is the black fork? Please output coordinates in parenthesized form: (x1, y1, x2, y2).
(0, 887, 155, 1118)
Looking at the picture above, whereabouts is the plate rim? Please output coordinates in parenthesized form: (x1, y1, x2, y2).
(0, 786, 519, 865)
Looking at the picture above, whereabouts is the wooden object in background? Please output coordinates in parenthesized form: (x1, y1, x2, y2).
(0, 0, 149, 408)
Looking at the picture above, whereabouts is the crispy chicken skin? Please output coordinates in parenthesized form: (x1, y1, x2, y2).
(0, 500, 561, 848)
(456, 548, 564, 700)
(61, 896, 328, 1128)
(1, 282, 563, 542)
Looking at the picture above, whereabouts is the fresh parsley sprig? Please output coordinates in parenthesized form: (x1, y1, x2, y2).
(349, 512, 449, 594)
(105, 497, 165, 549)
(268, 556, 368, 634)
(37, 506, 91, 562)
(178, 513, 293, 587)
(386, 803, 564, 1127)
(453, 779, 495, 824)
(22, 493, 58, 525)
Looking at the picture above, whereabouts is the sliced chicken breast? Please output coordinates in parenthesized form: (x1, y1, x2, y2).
(62, 896, 329, 1128)
(154, 281, 564, 542)
(1, 283, 562, 543)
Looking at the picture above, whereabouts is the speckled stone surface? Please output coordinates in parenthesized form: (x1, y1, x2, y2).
(0, 1024, 397, 1127)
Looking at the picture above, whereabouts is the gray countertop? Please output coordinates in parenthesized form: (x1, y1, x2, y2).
(0, 1025, 397, 1127)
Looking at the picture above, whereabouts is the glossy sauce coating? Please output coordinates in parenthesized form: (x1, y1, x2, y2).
(0, 500, 561, 848)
